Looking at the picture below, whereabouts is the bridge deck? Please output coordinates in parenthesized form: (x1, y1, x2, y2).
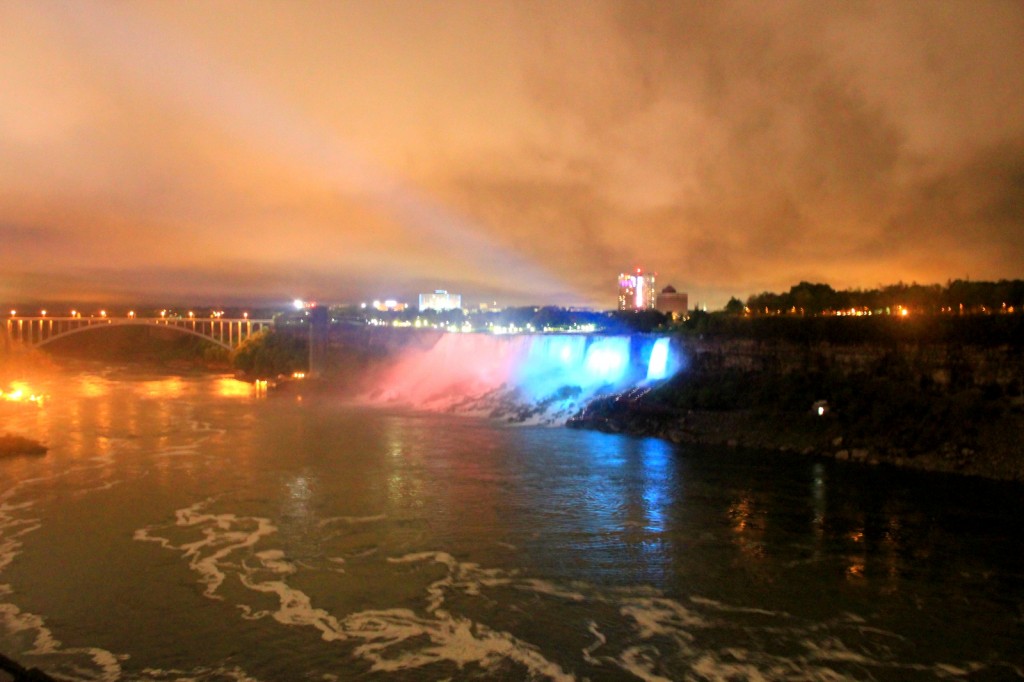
(3, 316, 275, 351)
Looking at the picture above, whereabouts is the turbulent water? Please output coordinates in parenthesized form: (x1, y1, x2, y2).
(2, 364, 1023, 681)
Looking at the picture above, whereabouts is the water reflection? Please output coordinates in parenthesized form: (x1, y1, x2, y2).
(78, 374, 109, 398)
(214, 377, 265, 399)
(728, 493, 766, 561)
(140, 376, 185, 399)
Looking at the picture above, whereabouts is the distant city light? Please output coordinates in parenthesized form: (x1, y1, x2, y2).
(419, 290, 461, 312)
(293, 299, 305, 310)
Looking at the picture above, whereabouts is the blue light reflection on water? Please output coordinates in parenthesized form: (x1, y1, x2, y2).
(511, 425, 681, 586)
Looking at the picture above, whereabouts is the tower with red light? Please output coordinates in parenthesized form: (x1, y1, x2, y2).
(617, 268, 657, 311)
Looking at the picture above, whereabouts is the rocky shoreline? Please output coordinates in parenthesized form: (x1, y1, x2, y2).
(0, 433, 48, 458)
(567, 396, 1024, 482)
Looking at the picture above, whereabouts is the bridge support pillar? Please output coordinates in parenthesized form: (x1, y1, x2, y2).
(308, 306, 329, 379)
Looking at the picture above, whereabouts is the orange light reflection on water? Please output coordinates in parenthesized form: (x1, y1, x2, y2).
(216, 377, 266, 398)
(140, 377, 186, 399)
(1, 381, 47, 406)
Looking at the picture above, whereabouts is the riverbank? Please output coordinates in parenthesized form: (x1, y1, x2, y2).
(568, 402, 1024, 481)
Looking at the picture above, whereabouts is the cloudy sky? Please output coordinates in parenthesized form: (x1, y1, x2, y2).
(2, 0, 1022, 309)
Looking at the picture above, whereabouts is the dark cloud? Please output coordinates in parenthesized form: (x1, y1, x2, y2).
(511, 0, 1024, 303)
(1, 1, 1022, 309)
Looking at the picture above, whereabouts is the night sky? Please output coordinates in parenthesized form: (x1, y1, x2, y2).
(2, 1, 1022, 310)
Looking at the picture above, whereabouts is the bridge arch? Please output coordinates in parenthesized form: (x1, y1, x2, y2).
(4, 316, 273, 351)
(36, 320, 235, 351)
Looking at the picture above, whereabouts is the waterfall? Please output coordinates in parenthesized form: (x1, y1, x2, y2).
(365, 333, 681, 423)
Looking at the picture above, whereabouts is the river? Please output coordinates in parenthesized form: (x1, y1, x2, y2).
(2, 364, 1022, 680)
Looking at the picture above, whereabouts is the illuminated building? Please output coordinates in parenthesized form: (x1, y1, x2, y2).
(372, 299, 408, 312)
(418, 290, 462, 312)
(656, 285, 689, 319)
(617, 269, 656, 311)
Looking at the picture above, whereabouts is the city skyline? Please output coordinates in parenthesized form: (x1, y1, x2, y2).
(2, 1, 1022, 309)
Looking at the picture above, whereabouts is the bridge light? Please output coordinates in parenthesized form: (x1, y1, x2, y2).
(243, 312, 248, 319)
(9, 310, 15, 316)
(40, 310, 46, 317)
(100, 310, 107, 317)
(160, 310, 166, 318)
(188, 311, 194, 319)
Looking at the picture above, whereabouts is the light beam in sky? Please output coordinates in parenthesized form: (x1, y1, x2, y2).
(34, 1, 582, 305)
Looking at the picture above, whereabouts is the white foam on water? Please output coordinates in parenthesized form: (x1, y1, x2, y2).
(346, 547, 378, 559)
(2, 476, 128, 681)
(510, 578, 587, 602)
(135, 500, 279, 599)
(0, 596, 126, 682)
(619, 644, 685, 682)
(620, 597, 707, 638)
(316, 514, 386, 527)
(690, 595, 790, 618)
(581, 620, 606, 664)
(138, 665, 263, 681)
(134, 502, 1013, 682)
(138, 515, 578, 679)
(343, 607, 576, 680)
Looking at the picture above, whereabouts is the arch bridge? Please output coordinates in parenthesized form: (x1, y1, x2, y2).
(3, 315, 274, 351)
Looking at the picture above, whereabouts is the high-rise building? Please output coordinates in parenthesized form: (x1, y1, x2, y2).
(656, 285, 689, 319)
(418, 290, 462, 312)
(617, 269, 657, 311)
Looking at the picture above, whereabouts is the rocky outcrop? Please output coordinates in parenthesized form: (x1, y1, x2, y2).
(0, 434, 48, 458)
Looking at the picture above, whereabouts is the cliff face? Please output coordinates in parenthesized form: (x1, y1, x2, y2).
(685, 338, 1024, 393)
(570, 337, 1024, 482)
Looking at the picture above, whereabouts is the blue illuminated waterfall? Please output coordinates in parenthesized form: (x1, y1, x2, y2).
(371, 334, 682, 421)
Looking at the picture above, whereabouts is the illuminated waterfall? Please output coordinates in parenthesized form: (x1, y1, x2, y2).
(367, 334, 681, 422)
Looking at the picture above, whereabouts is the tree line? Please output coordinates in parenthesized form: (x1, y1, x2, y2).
(734, 279, 1024, 316)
